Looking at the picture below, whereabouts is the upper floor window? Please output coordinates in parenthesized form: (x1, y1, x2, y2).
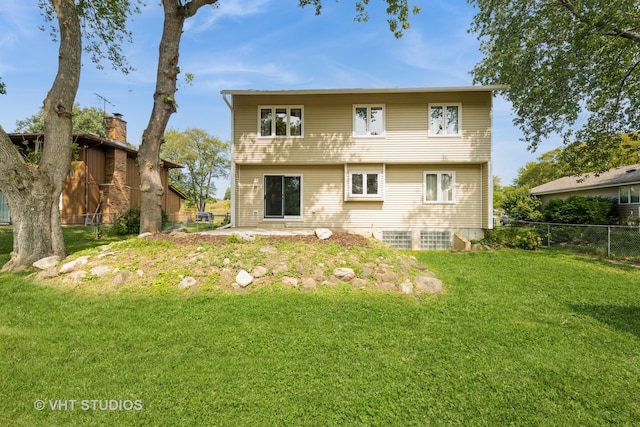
(354, 105, 384, 137)
(429, 103, 461, 136)
(259, 106, 303, 137)
(620, 185, 640, 204)
(424, 171, 455, 203)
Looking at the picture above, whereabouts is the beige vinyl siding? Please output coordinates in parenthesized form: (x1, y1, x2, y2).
(235, 164, 484, 230)
(232, 92, 491, 165)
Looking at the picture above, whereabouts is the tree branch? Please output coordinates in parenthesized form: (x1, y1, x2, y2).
(557, 0, 640, 42)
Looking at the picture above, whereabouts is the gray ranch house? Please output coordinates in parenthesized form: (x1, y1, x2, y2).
(531, 164, 640, 223)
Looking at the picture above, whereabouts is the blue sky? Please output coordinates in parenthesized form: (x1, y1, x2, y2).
(0, 1, 560, 196)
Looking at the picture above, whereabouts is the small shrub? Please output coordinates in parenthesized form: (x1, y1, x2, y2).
(227, 234, 242, 244)
(110, 207, 141, 235)
(482, 227, 542, 250)
(108, 207, 169, 236)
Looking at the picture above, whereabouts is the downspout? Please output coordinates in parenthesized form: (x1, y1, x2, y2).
(221, 92, 235, 229)
(488, 161, 493, 229)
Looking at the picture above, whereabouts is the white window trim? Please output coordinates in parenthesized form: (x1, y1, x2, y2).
(344, 164, 385, 201)
(258, 106, 304, 138)
(353, 104, 385, 138)
(263, 174, 304, 221)
(423, 171, 456, 204)
(428, 103, 462, 137)
(619, 184, 640, 204)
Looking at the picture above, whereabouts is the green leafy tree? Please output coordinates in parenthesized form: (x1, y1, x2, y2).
(138, 0, 420, 234)
(15, 104, 107, 137)
(0, 0, 139, 271)
(493, 176, 506, 210)
(0, 78, 5, 95)
(502, 186, 543, 222)
(160, 128, 230, 212)
(224, 187, 231, 201)
(514, 148, 567, 188)
(470, 0, 640, 175)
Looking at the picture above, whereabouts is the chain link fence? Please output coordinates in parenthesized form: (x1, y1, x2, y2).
(513, 221, 640, 258)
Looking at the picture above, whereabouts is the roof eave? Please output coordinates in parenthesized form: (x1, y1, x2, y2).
(220, 85, 508, 96)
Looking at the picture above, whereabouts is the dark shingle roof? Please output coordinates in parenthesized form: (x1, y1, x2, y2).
(531, 164, 640, 195)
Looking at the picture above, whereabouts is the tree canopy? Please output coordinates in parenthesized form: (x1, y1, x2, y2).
(470, 0, 640, 174)
(160, 128, 230, 211)
(15, 104, 108, 137)
(514, 136, 640, 188)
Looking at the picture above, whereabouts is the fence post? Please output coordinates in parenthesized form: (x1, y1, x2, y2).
(607, 226, 611, 257)
(547, 223, 551, 247)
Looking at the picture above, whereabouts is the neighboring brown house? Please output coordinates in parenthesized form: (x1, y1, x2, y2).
(531, 164, 640, 223)
(3, 114, 184, 225)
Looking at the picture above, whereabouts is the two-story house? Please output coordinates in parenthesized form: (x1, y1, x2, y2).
(220, 86, 504, 249)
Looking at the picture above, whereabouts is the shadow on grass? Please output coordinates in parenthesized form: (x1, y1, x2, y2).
(570, 304, 640, 339)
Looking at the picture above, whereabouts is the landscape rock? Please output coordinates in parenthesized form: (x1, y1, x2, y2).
(414, 276, 444, 294)
(252, 266, 268, 278)
(236, 270, 254, 288)
(333, 267, 355, 282)
(352, 278, 367, 288)
(296, 264, 306, 275)
(113, 270, 133, 286)
(281, 276, 299, 288)
(59, 256, 90, 274)
(97, 252, 117, 259)
(178, 277, 197, 289)
(164, 225, 188, 233)
(272, 263, 289, 275)
(377, 282, 397, 292)
(315, 228, 333, 240)
(399, 281, 414, 294)
(36, 267, 59, 280)
(138, 232, 153, 238)
(69, 270, 87, 281)
(301, 277, 317, 290)
(33, 255, 60, 270)
(237, 232, 256, 241)
(90, 266, 111, 277)
(360, 267, 374, 278)
(259, 245, 278, 254)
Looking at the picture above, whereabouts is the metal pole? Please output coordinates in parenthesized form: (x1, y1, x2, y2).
(607, 226, 611, 257)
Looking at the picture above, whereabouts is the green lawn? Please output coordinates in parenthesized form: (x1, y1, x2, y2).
(1, 228, 639, 425)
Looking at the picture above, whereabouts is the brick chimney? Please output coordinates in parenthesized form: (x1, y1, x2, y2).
(105, 113, 127, 144)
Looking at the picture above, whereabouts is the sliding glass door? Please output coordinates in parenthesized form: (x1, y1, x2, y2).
(264, 175, 301, 218)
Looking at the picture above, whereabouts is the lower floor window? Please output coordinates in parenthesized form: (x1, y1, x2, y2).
(420, 231, 451, 250)
(264, 175, 301, 218)
(351, 172, 379, 196)
(424, 172, 455, 203)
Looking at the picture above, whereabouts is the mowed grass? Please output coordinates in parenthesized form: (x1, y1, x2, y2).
(1, 226, 640, 425)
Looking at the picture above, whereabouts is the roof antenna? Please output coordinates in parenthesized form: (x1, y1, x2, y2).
(94, 93, 114, 116)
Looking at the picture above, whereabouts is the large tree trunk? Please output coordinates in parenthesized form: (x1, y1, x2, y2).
(0, 0, 80, 272)
(138, 1, 185, 234)
(138, 0, 218, 234)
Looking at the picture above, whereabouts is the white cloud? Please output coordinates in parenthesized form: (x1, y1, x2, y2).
(186, 0, 272, 32)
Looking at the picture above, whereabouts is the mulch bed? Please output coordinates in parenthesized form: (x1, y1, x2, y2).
(147, 231, 372, 249)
